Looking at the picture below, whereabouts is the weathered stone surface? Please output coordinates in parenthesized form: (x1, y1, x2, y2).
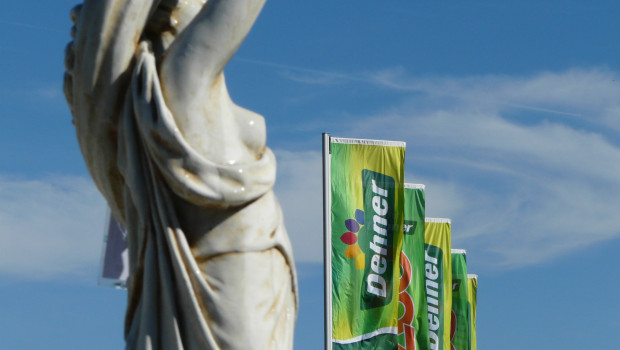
(64, 1, 297, 348)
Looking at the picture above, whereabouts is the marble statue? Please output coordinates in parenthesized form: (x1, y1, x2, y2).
(63, 0, 297, 348)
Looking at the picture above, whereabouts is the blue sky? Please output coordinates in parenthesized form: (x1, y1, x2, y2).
(1, 0, 619, 348)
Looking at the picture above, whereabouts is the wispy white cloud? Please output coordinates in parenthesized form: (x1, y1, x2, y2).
(273, 150, 323, 262)
(345, 67, 620, 269)
(0, 175, 106, 280)
(367, 67, 620, 130)
(235, 56, 379, 86)
(262, 60, 620, 127)
(265, 66, 620, 269)
(35, 86, 63, 99)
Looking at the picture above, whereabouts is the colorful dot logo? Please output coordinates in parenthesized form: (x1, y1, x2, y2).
(340, 209, 366, 270)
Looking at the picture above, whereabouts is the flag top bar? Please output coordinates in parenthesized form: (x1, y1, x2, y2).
(404, 183, 426, 190)
(425, 217, 451, 224)
(330, 136, 405, 148)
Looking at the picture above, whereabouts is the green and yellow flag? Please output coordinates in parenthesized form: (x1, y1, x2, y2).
(399, 184, 431, 349)
(328, 136, 406, 349)
(424, 218, 452, 350)
(450, 250, 469, 350)
(467, 274, 478, 350)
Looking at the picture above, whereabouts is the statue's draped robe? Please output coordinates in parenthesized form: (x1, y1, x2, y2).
(104, 44, 296, 349)
(66, 2, 297, 347)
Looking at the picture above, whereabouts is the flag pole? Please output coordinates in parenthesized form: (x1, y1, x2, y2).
(322, 132, 333, 350)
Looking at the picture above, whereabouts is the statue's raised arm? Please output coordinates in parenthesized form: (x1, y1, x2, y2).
(159, 0, 268, 165)
(64, 1, 297, 349)
(161, 0, 266, 103)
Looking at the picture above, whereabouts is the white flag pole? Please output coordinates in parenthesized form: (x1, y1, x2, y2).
(322, 132, 333, 350)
